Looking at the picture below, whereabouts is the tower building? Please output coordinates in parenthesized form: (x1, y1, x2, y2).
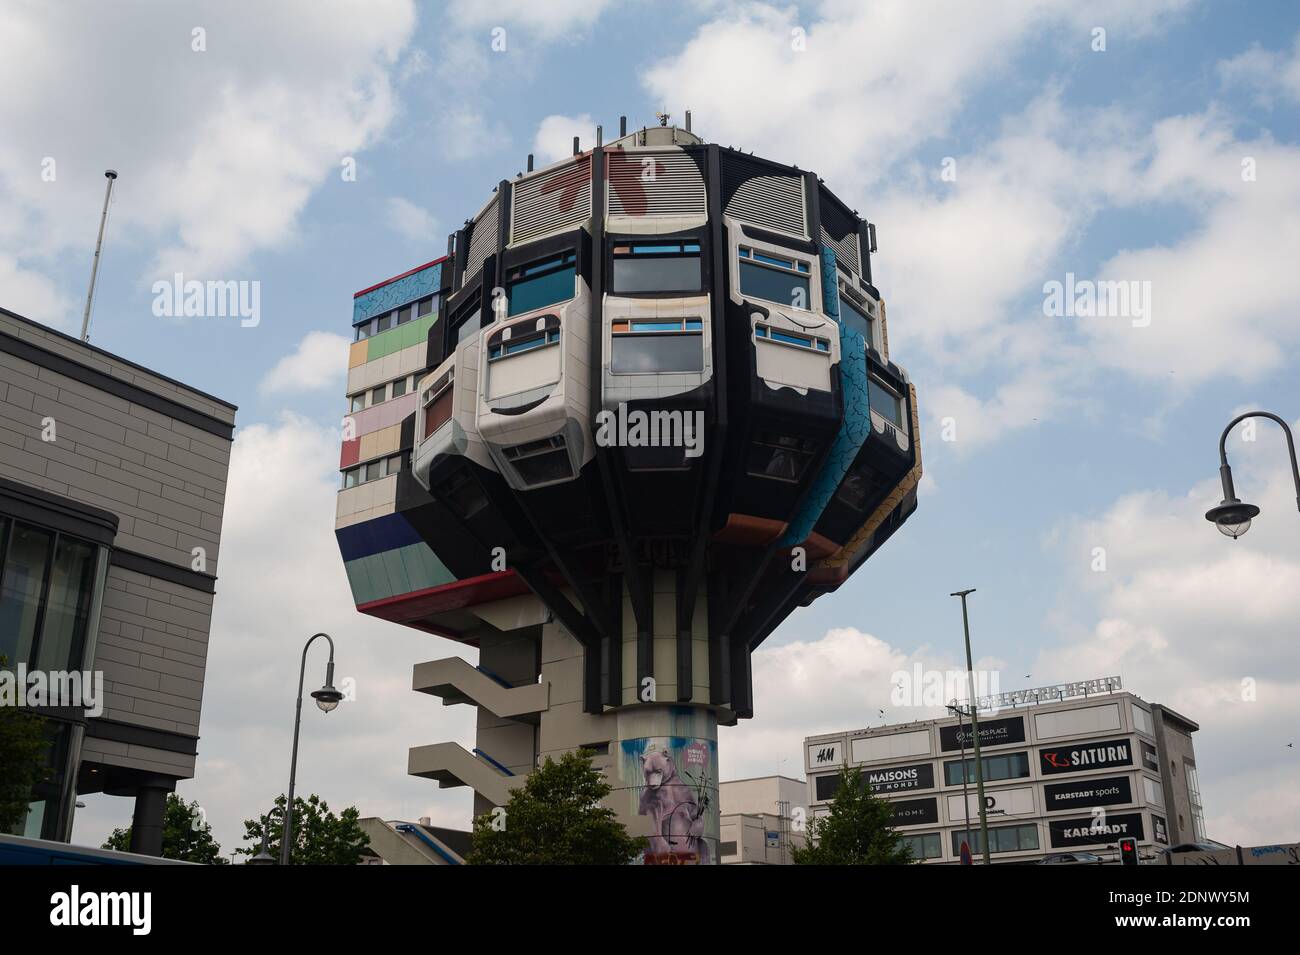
(335, 121, 921, 863)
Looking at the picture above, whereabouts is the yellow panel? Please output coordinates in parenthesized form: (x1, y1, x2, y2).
(358, 424, 401, 463)
(349, 339, 369, 369)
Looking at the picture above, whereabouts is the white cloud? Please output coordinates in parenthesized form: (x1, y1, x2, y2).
(642, 0, 1189, 197)
(384, 196, 438, 242)
(1034, 436, 1300, 844)
(1217, 34, 1300, 106)
(0, 0, 416, 291)
(723, 626, 1004, 784)
(532, 113, 598, 165)
(446, 0, 615, 41)
(0, 253, 75, 331)
(259, 331, 352, 395)
(438, 106, 512, 162)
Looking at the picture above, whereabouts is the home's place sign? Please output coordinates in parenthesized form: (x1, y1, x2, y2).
(974, 676, 1122, 712)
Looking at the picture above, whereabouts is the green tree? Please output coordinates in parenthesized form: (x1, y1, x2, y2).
(0, 654, 51, 833)
(238, 793, 370, 865)
(791, 764, 916, 865)
(467, 749, 646, 865)
(102, 793, 229, 864)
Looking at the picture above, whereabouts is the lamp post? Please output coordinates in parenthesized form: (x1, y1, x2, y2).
(947, 700, 974, 864)
(246, 806, 282, 865)
(950, 589, 991, 864)
(280, 632, 343, 866)
(1205, 411, 1300, 538)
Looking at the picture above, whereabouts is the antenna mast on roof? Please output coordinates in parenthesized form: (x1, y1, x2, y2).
(80, 169, 118, 343)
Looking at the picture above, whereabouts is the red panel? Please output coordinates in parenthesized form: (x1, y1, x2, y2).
(340, 437, 360, 469)
(356, 570, 531, 620)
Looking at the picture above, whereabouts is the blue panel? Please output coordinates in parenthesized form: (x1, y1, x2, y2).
(334, 512, 423, 562)
(781, 247, 871, 547)
(353, 262, 442, 326)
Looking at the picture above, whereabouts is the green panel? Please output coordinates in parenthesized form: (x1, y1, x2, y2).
(379, 547, 413, 597)
(367, 314, 437, 362)
(344, 556, 379, 605)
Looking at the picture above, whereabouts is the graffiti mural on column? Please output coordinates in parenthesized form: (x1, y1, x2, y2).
(620, 735, 719, 865)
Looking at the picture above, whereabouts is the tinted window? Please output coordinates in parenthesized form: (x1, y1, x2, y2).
(611, 334, 704, 374)
(611, 242, 702, 294)
(840, 294, 873, 348)
(0, 523, 53, 666)
(869, 377, 904, 427)
(507, 252, 576, 316)
(746, 432, 816, 483)
(944, 751, 1030, 786)
(36, 537, 97, 672)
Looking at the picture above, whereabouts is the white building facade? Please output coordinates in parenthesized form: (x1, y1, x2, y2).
(803, 688, 1203, 863)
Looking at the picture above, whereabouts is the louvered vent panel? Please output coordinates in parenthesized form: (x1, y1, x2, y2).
(722, 156, 805, 236)
(464, 195, 498, 284)
(820, 199, 861, 275)
(607, 151, 706, 217)
(510, 158, 592, 244)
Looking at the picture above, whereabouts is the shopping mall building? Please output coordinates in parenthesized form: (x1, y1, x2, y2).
(803, 680, 1206, 863)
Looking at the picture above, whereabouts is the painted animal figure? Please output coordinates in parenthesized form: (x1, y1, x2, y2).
(638, 749, 709, 864)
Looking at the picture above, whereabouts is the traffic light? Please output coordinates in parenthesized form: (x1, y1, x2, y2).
(1119, 838, 1138, 866)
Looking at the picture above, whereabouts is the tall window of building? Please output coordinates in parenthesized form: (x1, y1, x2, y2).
(449, 293, 482, 345)
(506, 251, 577, 316)
(34, 537, 97, 672)
(1185, 762, 1206, 841)
(737, 245, 811, 308)
(0, 522, 54, 665)
(839, 291, 874, 349)
(611, 241, 702, 294)
(868, 376, 905, 428)
(0, 517, 103, 674)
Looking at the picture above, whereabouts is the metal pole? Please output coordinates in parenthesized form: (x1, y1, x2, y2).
(81, 170, 118, 342)
(952, 589, 991, 864)
(1218, 411, 1300, 511)
(281, 632, 334, 866)
(950, 701, 972, 859)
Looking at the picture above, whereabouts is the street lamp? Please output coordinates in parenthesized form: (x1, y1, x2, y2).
(246, 806, 282, 865)
(1206, 411, 1300, 538)
(281, 632, 343, 866)
(947, 700, 974, 864)
(950, 588, 991, 865)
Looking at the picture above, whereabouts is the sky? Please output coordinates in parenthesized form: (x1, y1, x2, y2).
(1, 0, 1298, 856)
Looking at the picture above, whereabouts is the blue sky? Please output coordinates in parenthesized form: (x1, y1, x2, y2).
(3, 0, 1298, 854)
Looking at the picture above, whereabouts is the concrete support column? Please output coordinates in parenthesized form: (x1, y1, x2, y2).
(129, 778, 174, 856)
(611, 705, 719, 865)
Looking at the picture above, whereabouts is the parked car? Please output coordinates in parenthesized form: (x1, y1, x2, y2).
(1160, 840, 1232, 855)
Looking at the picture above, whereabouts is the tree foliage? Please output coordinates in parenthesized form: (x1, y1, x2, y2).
(0, 655, 50, 832)
(467, 749, 646, 865)
(102, 793, 229, 864)
(791, 764, 916, 865)
(238, 793, 370, 865)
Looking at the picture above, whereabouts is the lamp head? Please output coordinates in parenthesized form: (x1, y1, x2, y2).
(1205, 497, 1259, 539)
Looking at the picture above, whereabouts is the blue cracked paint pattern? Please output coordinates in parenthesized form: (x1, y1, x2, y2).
(781, 246, 871, 547)
(352, 261, 442, 326)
